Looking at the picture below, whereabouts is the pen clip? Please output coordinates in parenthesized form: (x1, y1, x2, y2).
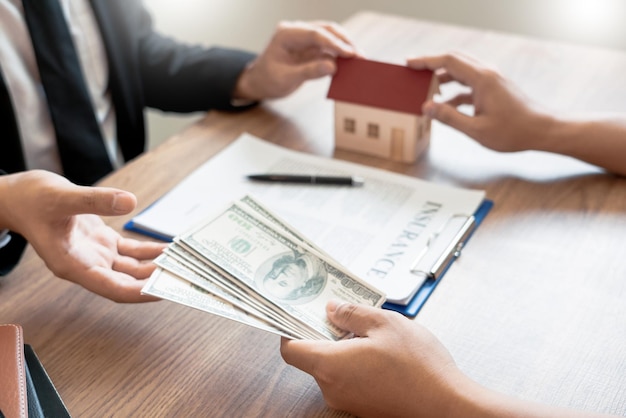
(409, 214, 476, 280)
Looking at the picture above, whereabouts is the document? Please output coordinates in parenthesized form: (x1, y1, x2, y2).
(128, 133, 486, 305)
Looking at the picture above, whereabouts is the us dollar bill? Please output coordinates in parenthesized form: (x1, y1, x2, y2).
(178, 201, 385, 341)
(155, 250, 319, 340)
(143, 267, 297, 339)
(238, 195, 329, 256)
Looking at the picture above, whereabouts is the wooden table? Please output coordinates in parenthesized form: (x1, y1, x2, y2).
(3, 11, 626, 417)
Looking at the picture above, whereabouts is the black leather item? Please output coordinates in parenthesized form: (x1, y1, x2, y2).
(24, 345, 72, 418)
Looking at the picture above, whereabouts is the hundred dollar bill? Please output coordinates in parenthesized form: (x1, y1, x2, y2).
(164, 242, 325, 340)
(143, 267, 296, 338)
(155, 250, 318, 340)
(178, 202, 385, 341)
(238, 195, 329, 257)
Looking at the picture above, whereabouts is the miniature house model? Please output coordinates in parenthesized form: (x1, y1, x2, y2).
(327, 57, 438, 163)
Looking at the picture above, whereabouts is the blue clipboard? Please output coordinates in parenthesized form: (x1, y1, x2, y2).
(124, 196, 175, 242)
(383, 199, 493, 317)
(124, 221, 173, 243)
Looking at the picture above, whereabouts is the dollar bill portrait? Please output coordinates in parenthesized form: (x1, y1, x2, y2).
(256, 252, 327, 304)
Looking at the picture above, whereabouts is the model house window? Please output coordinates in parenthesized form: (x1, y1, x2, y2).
(344, 118, 356, 133)
(367, 123, 379, 139)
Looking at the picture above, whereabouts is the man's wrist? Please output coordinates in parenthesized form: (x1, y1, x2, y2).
(232, 59, 270, 103)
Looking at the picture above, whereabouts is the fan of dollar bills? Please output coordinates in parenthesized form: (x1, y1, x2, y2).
(142, 195, 386, 340)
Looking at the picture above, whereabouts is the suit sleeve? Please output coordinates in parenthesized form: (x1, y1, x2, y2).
(133, 5, 257, 113)
(0, 234, 27, 276)
(0, 171, 28, 276)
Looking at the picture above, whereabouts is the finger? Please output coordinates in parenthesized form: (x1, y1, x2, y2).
(280, 21, 356, 57)
(117, 237, 167, 260)
(422, 101, 476, 135)
(56, 185, 137, 217)
(280, 337, 332, 375)
(112, 256, 158, 280)
(326, 301, 385, 337)
(445, 93, 474, 108)
(407, 53, 483, 87)
(315, 21, 358, 51)
(285, 59, 337, 86)
(434, 70, 455, 85)
(79, 268, 159, 303)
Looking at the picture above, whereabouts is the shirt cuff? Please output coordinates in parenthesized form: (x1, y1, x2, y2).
(230, 98, 258, 108)
(0, 169, 10, 248)
(0, 229, 11, 249)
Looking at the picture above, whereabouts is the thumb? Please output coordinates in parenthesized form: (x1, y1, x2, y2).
(326, 300, 384, 337)
(423, 101, 474, 135)
(58, 185, 137, 216)
(293, 59, 336, 82)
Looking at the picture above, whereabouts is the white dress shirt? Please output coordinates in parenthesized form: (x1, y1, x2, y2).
(0, 0, 123, 174)
(0, 229, 10, 248)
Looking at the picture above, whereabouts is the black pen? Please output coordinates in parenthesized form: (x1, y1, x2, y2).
(247, 174, 365, 186)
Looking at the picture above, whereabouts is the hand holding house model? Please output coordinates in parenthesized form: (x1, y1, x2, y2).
(327, 57, 438, 163)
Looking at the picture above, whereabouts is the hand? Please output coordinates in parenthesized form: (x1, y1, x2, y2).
(408, 53, 553, 153)
(234, 20, 358, 101)
(0, 170, 166, 302)
(281, 301, 611, 418)
(280, 300, 468, 418)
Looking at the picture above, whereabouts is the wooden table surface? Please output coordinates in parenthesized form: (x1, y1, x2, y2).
(2, 11, 626, 417)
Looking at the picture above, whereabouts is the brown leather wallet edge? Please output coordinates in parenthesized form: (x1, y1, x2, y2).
(0, 324, 27, 418)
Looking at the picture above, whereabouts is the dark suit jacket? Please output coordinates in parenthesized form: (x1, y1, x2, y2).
(0, 0, 256, 274)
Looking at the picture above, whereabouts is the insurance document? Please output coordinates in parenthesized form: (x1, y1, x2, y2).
(128, 133, 486, 304)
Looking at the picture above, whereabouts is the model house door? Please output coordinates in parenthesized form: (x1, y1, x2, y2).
(391, 128, 404, 160)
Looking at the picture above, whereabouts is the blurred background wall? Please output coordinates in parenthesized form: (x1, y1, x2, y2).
(143, 0, 626, 148)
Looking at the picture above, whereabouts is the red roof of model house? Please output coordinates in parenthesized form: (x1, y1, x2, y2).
(327, 57, 435, 116)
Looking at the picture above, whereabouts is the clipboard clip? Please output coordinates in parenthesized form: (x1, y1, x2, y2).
(410, 214, 476, 280)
